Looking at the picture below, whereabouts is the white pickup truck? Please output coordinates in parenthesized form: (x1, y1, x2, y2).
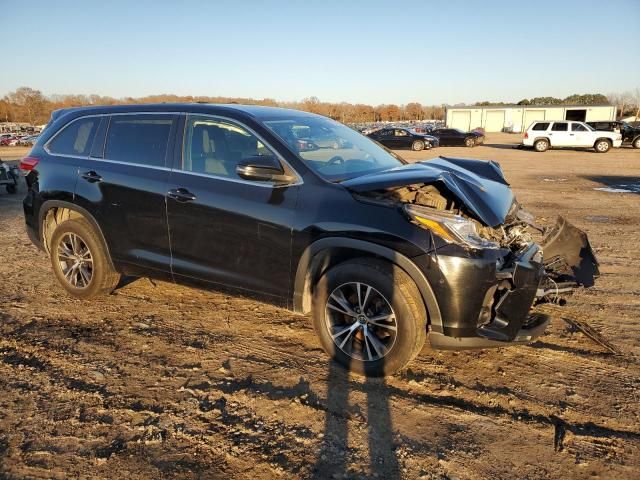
(523, 120, 622, 153)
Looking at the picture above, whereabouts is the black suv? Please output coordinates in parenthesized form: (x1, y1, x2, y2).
(22, 104, 598, 376)
(587, 121, 640, 149)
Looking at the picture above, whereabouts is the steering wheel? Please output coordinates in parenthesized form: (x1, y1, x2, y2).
(323, 155, 345, 167)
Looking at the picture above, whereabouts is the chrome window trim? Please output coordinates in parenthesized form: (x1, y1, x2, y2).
(44, 111, 179, 159)
(179, 113, 303, 188)
(86, 157, 172, 172)
(43, 110, 303, 188)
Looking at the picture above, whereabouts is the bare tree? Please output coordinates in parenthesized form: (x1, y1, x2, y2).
(608, 91, 633, 120)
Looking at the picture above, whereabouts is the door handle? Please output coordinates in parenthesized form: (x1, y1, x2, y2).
(81, 171, 102, 183)
(167, 188, 196, 202)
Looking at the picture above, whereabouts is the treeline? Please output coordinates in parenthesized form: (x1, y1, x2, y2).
(0, 87, 445, 126)
(1, 87, 638, 127)
(474, 93, 611, 106)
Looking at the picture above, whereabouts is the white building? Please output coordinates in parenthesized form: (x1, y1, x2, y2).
(445, 105, 617, 133)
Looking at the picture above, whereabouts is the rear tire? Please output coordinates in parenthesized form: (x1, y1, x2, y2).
(49, 217, 120, 299)
(311, 258, 426, 377)
(412, 140, 425, 151)
(534, 139, 549, 152)
(594, 139, 611, 153)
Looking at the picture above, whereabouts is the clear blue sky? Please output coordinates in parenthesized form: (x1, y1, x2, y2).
(1, 0, 638, 105)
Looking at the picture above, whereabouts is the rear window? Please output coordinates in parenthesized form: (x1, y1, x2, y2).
(47, 117, 98, 156)
(105, 114, 174, 167)
(532, 122, 550, 131)
(551, 122, 568, 131)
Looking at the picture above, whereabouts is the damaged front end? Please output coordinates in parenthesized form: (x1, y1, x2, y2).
(345, 157, 599, 349)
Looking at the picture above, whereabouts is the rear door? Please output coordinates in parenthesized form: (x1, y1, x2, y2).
(548, 122, 572, 146)
(166, 114, 300, 298)
(74, 113, 178, 274)
(373, 128, 393, 147)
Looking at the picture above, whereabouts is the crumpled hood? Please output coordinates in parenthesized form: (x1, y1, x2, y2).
(342, 156, 515, 227)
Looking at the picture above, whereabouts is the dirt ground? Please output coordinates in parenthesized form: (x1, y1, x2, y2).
(1, 134, 639, 479)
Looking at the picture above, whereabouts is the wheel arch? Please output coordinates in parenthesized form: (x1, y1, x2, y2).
(292, 237, 442, 331)
(38, 200, 111, 260)
(593, 137, 612, 147)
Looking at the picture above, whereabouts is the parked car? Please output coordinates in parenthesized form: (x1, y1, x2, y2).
(22, 104, 598, 376)
(428, 128, 484, 147)
(366, 127, 438, 151)
(18, 135, 39, 146)
(587, 121, 640, 149)
(0, 136, 18, 146)
(523, 121, 622, 153)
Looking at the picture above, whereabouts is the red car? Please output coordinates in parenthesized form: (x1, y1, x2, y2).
(0, 136, 19, 146)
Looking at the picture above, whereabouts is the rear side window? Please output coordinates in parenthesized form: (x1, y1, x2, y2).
(105, 114, 174, 167)
(551, 122, 568, 131)
(532, 122, 550, 131)
(47, 117, 98, 156)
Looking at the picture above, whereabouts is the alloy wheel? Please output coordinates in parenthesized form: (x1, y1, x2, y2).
(324, 282, 398, 362)
(57, 233, 93, 288)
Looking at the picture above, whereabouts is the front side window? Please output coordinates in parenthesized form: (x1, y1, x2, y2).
(182, 116, 275, 178)
(551, 122, 568, 132)
(264, 116, 405, 182)
(105, 114, 174, 167)
(572, 123, 588, 132)
(395, 129, 409, 137)
(47, 117, 98, 156)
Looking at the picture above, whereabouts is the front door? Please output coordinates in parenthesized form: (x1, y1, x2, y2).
(392, 129, 410, 148)
(166, 114, 300, 299)
(570, 122, 591, 147)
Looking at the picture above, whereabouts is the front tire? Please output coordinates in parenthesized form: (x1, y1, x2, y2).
(534, 139, 549, 152)
(411, 140, 425, 151)
(594, 139, 611, 153)
(633, 137, 640, 149)
(49, 217, 120, 299)
(465, 137, 475, 147)
(6, 184, 17, 194)
(312, 258, 426, 377)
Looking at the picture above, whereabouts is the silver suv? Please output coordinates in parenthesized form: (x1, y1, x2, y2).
(523, 120, 622, 153)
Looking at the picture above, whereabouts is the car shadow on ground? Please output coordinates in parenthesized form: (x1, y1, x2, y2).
(582, 175, 640, 194)
(480, 142, 524, 150)
(311, 359, 400, 479)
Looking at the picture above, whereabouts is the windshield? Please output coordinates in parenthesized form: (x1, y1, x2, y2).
(263, 116, 405, 181)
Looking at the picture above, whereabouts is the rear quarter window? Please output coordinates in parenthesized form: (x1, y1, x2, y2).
(532, 122, 550, 131)
(105, 114, 174, 167)
(47, 117, 98, 156)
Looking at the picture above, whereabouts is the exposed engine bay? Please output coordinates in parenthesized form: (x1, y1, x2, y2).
(357, 181, 600, 303)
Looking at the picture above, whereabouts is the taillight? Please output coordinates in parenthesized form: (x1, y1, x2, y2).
(20, 156, 39, 171)
(524, 132, 529, 139)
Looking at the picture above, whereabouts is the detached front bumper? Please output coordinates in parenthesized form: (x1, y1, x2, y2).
(421, 217, 598, 350)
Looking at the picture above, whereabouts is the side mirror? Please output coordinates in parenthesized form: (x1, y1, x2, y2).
(236, 155, 296, 185)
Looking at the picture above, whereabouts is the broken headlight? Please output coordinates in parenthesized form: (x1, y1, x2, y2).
(404, 204, 500, 250)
